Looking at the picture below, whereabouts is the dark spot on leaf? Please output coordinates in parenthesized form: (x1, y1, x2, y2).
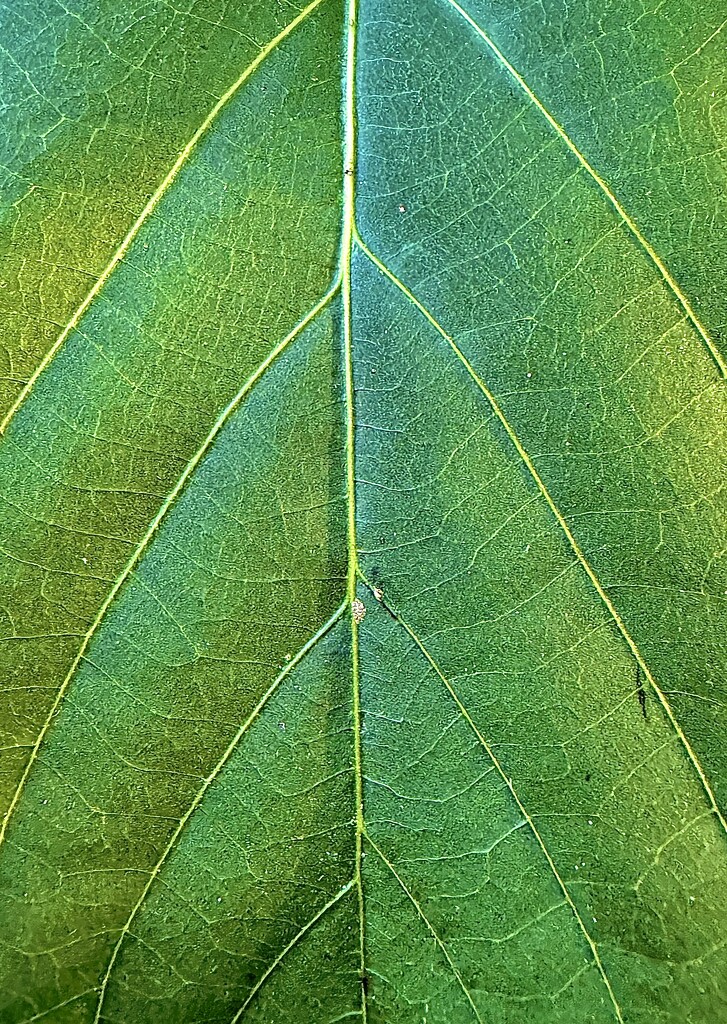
(636, 663, 647, 719)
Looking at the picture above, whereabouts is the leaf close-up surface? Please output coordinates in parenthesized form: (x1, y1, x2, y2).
(0, 0, 726, 1021)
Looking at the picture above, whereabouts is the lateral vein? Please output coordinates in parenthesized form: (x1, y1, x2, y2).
(440, 0, 726, 378)
(230, 880, 355, 1022)
(364, 833, 484, 1023)
(356, 236, 727, 841)
(0, 282, 339, 850)
(0, 0, 328, 436)
(359, 576, 624, 1024)
(92, 602, 347, 1022)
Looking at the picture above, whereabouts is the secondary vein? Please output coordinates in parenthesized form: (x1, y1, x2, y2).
(229, 880, 356, 1022)
(364, 832, 484, 1023)
(0, 0, 327, 437)
(439, 0, 726, 379)
(356, 235, 727, 841)
(358, 574, 624, 1024)
(0, 283, 339, 851)
(92, 602, 347, 1021)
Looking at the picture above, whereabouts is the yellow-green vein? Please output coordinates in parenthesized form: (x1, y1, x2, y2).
(92, 601, 347, 1022)
(0, 282, 339, 850)
(230, 880, 355, 1023)
(356, 234, 727, 841)
(0, 0, 327, 437)
(358, 572, 624, 1024)
(342, 0, 367, 1018)
(440, 0, 726, 379)
(365, 832, 484, 1023)
(18, 990, 96, 1024)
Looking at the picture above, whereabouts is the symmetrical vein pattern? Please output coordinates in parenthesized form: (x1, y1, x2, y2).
(0, 0, 725, 1021)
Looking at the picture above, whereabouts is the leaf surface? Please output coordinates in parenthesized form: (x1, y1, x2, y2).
(0, 1, 726, 1021)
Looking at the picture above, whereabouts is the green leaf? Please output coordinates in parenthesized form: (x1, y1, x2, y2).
(1, 0, 726, 1021)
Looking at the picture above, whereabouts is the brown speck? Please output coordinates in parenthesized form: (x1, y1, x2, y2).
(352, 598, 366, 624)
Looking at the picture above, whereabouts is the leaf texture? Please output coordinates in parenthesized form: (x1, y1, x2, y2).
(0, 0, 726, 1021)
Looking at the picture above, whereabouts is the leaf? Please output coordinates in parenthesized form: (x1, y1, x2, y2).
(0, 0, 726, 1021)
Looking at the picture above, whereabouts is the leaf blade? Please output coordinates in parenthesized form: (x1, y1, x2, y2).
(1, 0, 726, 1020)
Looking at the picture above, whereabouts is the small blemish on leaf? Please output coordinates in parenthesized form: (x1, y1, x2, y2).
(636, 663, 647, 718)
(352, 598, 366, 624)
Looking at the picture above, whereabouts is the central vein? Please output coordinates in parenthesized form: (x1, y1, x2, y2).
(341, 0, 367, 1017)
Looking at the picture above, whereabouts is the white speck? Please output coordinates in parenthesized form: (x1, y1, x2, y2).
(398, 204, 406, 213)
(82, 557, 88, 564)
(526, 372, 532, 378)
(588, 819, 593, 825)
(217, 896, 222, 903)
(592, 916, 597, 923)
